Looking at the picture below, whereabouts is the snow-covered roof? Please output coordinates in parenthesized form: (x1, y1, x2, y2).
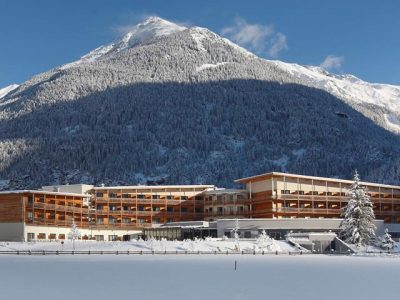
(0, 190, 88, 197)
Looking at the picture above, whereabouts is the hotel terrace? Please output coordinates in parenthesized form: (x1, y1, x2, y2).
(1, 172, 400, 241)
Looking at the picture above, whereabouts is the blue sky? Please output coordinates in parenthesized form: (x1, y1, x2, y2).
(0, 0, 399, 87)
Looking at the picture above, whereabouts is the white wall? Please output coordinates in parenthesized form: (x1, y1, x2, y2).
(24, 225, 141, 242)
(41, 184, 94, 194)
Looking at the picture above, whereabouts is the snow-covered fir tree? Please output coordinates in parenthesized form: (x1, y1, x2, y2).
(257, 230, 273, 250)
(339, 170, 376, 246)
(232, 219, 240, 251)
(68, 221, 81, 250)
(379, 228, 396, 250)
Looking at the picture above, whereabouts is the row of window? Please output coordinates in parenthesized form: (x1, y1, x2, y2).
(280, 190, 346, 196)
(96, 192, 198, 200)
(96, 206, 202, 213)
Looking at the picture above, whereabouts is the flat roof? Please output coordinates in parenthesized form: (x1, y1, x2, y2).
(93, 185, 215, 190)
(203, 188, 248, 195)
(0, 190, 88, 197)
(235, 171, 400, 189)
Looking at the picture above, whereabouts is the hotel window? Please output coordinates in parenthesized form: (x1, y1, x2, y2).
(312, 191, 319, 195)
(237, 194, 243, 201)
(95, 235, 104, 241)
(153, 218, 161, 224)
(138, 194, 145, 199)
(27, 233, 35, 241)
(167, 207, 174, 212)
(166, 195, 173, 200)
(281, 190, 290, 194)
(37, 233, 46, 240)
(109, 193, 117, 198)
(109, 217, 117, 224)
(181, 196, 188, 200)
(123, 206, 129, 211)
(96, 192, 104, 198)
(122, 194, 130, 198)
(298, 190, 304, 195)
(96, 218, 104, 224)
(138, 206, 144, 211)
(195, 208, 202, 213)
(181, 207, 188, 213)
(108, 235, 118, 241)
(327, 192, 332, 196)
(153, 195, 160, 199)
(153, 207, 160, 212)
(109, 205, 117, 211)
(27, 211, 33, 221)
(227, 195, 234, 202)
(195, 196, 203, 201)
(123, 218, 131, 223)
(97, 205, 103, 211)
(138, 219, 145, 224)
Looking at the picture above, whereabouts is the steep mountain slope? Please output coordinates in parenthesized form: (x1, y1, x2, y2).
(271, 61, 400, 133)
(0, 17, 399, 189)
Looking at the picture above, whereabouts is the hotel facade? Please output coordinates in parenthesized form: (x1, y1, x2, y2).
(1, 172, 400, 241)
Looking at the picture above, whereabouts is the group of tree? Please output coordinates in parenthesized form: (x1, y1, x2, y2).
(340, 170, 397, 251)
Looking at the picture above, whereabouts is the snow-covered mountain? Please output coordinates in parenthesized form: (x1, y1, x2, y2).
(1, 17, 399, 189)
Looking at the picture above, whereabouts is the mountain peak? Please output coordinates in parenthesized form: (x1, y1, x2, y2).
(62, 17, 186, 68)
(120, 16, 186, 48)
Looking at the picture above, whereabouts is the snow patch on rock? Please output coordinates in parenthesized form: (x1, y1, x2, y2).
(196, 62, 229, 72)
(0, 84, 19, 99)
(384, 113, 400, 132)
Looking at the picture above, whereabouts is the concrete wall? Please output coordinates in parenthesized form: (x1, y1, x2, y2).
(0, 223, 25, 241)
(216, 218, 386, 238)
(247, 179, 274, 193)
(41, 184, 94, 194)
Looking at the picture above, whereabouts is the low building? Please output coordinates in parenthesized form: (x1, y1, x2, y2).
(0, 190, 140, 242)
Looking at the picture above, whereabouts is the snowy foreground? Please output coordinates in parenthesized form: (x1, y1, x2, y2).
(0, 238, 297, 253)
(0, 255, 399, 300)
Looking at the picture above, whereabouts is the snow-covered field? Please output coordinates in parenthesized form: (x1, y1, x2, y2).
(0, 255, 399, 300)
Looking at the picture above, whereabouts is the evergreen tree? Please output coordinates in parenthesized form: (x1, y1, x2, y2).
(339, 170, 376, 246)
(379, 228, 396, 250)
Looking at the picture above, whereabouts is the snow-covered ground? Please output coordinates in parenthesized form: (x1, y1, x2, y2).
(0, 238, 298, 253)
(0, 255, 399, 300)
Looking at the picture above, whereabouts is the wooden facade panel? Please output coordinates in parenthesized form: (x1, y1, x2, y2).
(0, 194, 23, 222)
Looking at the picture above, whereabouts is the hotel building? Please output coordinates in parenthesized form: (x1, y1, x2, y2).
(1, 172, 400, 241)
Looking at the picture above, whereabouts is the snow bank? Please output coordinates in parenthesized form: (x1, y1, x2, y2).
(0, 238, 297, 253)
